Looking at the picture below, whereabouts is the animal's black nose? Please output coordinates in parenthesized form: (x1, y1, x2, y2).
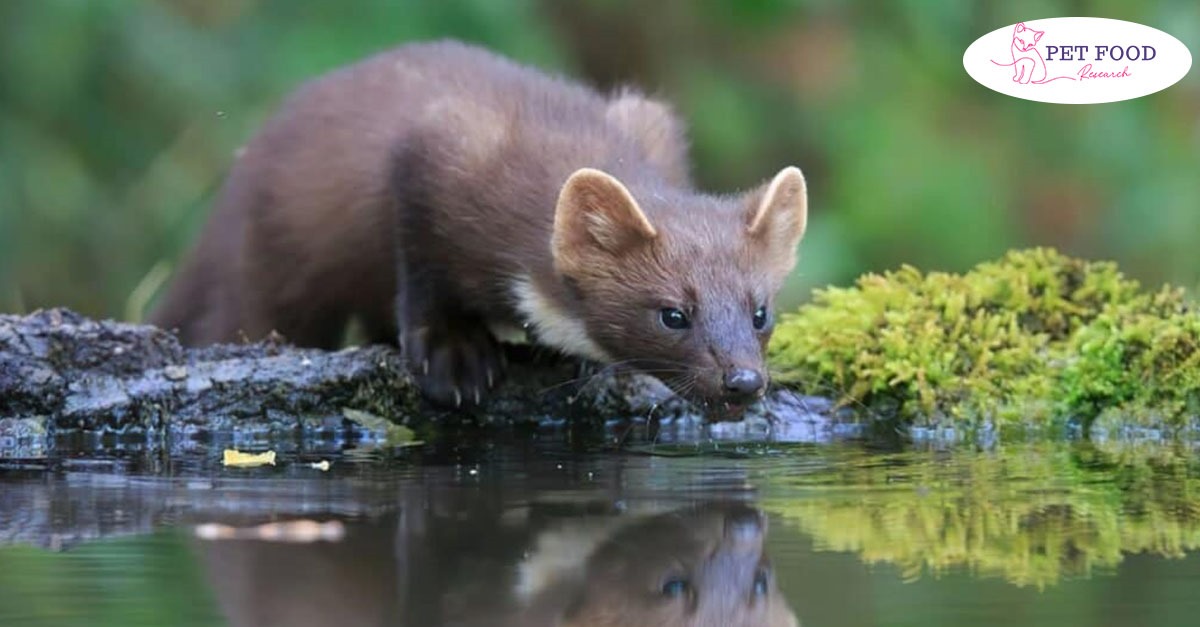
(723, 368, 765, 398)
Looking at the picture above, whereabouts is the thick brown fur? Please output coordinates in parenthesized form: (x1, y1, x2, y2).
(153, 40, 806, 407)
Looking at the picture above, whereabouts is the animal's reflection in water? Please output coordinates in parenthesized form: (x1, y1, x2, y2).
(197, 499, 799, 627)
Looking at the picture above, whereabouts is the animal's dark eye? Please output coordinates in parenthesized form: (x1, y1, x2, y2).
(752, 306, 769, 330)
(660, 308, 691, 330)
(752, 569, 770, 596)
(661, 578, 691, 598)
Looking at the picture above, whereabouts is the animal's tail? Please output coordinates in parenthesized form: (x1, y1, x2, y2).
(990, 59, 1020, 67)
(1032, 75, 1076, 83)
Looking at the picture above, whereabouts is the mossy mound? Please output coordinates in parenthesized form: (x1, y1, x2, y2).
(768, 248, 1200, 435)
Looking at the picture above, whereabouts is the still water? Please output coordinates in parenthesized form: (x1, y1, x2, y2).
(2, 436, 1200, 627)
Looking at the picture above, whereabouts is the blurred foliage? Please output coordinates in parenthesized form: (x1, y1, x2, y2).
(0, 0, 1197, 320)
(0, 532, 220, 627)
(769, 248, 1200, 433)
(763, 442, 1200, 589)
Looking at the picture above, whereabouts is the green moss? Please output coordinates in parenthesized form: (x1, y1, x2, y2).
(1064, 289, 1200, 434)
(768, 248, 1200, 434)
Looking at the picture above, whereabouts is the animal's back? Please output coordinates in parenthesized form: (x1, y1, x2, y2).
(152, 41, 662, 346)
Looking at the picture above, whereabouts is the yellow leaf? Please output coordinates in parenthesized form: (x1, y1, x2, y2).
(222, 449, 276, 467)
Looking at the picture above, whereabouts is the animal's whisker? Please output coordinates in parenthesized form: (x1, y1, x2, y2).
(536, 358, 697, 396)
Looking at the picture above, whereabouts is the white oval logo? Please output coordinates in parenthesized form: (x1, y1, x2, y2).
(963, 17, 1192, 104)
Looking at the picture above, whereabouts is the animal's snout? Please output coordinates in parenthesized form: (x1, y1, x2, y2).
(723, 368, 765, 399)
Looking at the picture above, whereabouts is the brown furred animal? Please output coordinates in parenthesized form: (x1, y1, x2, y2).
(153, 40, 808, 411)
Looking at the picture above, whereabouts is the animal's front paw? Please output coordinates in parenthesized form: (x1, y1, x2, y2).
(402, 319, 504, 408)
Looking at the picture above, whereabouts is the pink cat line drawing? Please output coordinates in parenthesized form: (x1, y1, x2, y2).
(991, 22, 1077, 84)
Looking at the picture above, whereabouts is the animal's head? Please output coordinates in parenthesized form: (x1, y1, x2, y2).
(1012, 22, 1044, 51)
(551, 166, 807, 417)
(559, 503, 799, 627)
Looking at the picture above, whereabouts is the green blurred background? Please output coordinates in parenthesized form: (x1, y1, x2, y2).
(0, 0, 1197, 322)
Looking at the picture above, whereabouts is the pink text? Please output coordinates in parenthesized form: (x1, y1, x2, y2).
(1077, 64, 1131, 80)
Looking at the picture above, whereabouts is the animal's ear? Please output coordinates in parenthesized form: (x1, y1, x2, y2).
(746, 166, 807, 269)
(1033, 30, 1043, 43)
(553, 168, 657, 274)
(1016, 22, 1026, 32)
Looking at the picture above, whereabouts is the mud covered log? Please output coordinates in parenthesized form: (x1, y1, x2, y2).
(0, 309, 835, 458)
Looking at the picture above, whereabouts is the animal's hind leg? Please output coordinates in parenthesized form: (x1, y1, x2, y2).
(238, 217, 352, 349)
(238, 278, 351, 349)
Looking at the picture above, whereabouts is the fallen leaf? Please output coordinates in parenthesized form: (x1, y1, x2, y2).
(342, 408, 424, 447)
(222, 449, 277, 467)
